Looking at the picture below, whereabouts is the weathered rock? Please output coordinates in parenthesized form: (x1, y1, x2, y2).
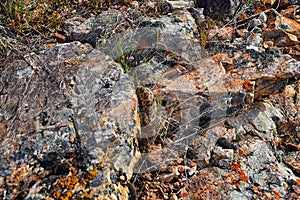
(263, 10, 300, 47)
(212, 46, 300, 104)
(187, 137, 299, 200)
(188, 167, 234, 199)
(226, 101, 284, 140)
(98, 10, 211, 171)
(252, 56, 297, 95)
(166, 0, 194, 10)
(128, 2, 300, 199)
(2, 2, 300, 199)
(0, 41, 140, 199)
(233, 139, 298, 199)
(132, 55, 248, 171)
(99, 9, 207, 63)
(194, 0, 243, 19)
(63, 9, 138, 47)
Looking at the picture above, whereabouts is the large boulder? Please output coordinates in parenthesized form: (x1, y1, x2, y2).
(0, 41, 140, 199)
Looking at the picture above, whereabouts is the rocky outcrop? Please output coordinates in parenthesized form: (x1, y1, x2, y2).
(1, 1, 300, 200)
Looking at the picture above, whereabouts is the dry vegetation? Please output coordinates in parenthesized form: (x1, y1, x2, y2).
(0, 0, 133, 64)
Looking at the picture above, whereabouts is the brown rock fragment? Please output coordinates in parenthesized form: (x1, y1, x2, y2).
(178, 188, 189, 198)
(53, 32, 66, 43)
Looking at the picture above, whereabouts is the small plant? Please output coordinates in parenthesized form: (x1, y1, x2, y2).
(156, 98, 163, 107)
(124, 63, 131, 73)
(118, 54, 136, 73)
(159, 126, 167, 138)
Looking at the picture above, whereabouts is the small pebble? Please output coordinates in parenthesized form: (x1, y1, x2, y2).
(188, 166, 197, 176)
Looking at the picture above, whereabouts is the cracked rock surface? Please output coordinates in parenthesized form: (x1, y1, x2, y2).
(1, 0, 300, 199)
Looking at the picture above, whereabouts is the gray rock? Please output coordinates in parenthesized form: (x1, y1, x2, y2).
(232, 139, 297, 199)
(194, 0, 243, 19)
(63, 9, 129, 47)
(99, 9, 207, 62)
(0, 41, 140, 199)
(166, 0, 194, 10)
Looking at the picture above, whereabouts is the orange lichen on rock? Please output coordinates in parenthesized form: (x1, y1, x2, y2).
(83, 193, 93, 199)
(272, 189, 281, 198)
(60, 191, 73, 200)
(65, 176, 79, 190)
(52, 189, 62, 199)
(55, 178, 66, 188)
(69, 166, 78, 175)
(232, 162, 249, 181)
(51, 166, 82, 199)
(86, 168, 99, 180)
